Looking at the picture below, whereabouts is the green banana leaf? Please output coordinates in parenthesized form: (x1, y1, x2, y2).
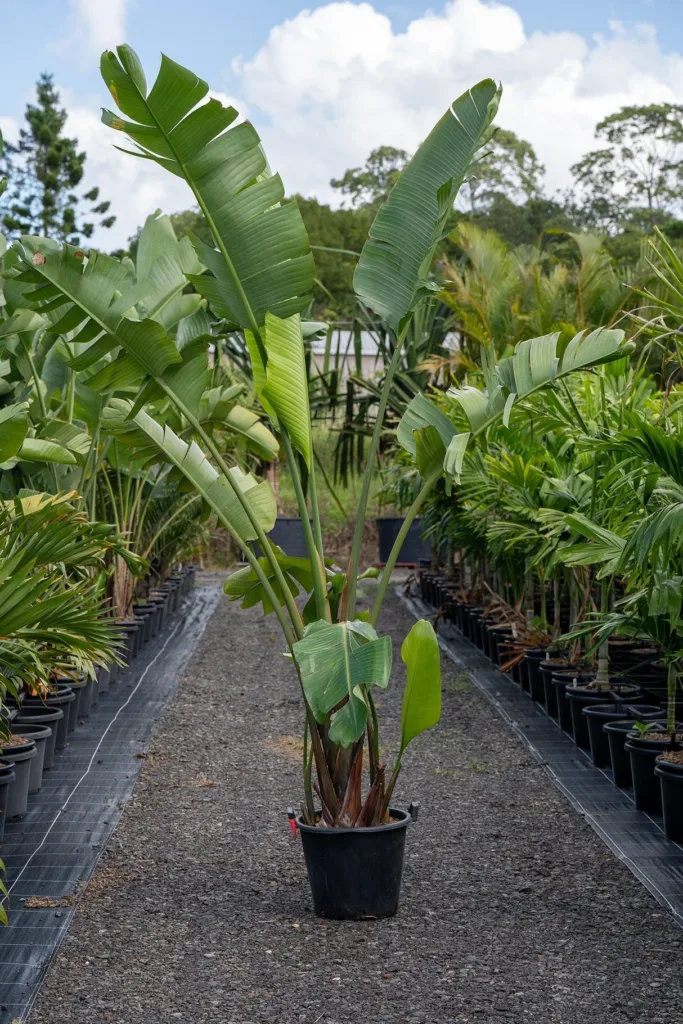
(102, 398, 276, 540)
(449, 328, 635, 435)
(399, 619, 441, 755)
(100, 46, 314, 330)
(292, 619, 392, 746)
(354, 80, 500, 330)
(262, 313, 311, 466)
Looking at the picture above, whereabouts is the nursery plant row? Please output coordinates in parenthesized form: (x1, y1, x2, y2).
(419, 568, 683, 844)
(0, 566, 196, 855)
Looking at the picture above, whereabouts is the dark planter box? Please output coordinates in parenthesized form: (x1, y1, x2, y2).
(258, 517, 312, 559)
(377, 517, 431, 566)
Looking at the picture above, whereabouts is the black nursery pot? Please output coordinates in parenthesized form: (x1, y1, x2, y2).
(625, 728, 681, 813)
(584, 703, 661, 769)
(0, 761, 16, 844)
(655, 757, 683, 842)
(0, 737, 37, 819)
(604, 719, 638, 788)
(10, 722, 51, 794)
(523, 649, 550, 700)
(296, 808, 414, 920)
(13, 705, 64, 770)
(22, 686, 75, 751)
(550, 670, 592, 733)
(538, 660, 572, 714)
(567, 684, 642, 749)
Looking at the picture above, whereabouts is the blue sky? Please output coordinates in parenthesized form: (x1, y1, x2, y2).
(1, 0, 682, 246)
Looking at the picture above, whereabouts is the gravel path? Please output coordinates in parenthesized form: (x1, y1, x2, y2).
(28, 581, 683, 1024)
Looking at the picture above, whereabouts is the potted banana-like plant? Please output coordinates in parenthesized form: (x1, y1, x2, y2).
(4, 46, 634, 918)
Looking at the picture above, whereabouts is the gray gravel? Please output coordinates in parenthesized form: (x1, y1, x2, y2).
(29, 580, 683, 1024)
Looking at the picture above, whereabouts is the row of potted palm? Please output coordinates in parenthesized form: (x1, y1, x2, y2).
(415, 236, 683, 839)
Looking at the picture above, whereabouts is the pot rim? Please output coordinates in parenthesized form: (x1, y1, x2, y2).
(296, 807, 412, 835)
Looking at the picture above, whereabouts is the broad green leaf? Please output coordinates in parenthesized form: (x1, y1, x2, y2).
(262, 312, 311, 465)
(415, 425, 446, 479)
(292, 620, 392, 747)
(397, 393, 456, 458)
(101, 46, 314, 330)
(220, 406, 279, 461)
(0, 403, 29, 461)
(399, 619, 441, 754)
(449, 328, 634, 435)
(444, 432, 470, 487)
(354, 80, 500, 329)
(18, 438, 77, 465)
(102, 398, 276, 540)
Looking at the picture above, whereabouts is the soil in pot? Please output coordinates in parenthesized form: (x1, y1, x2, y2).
(655, 751, 683, 842)
(10, 722, 50, 794)
(296, 808, 413, 919)
(0, 760, 15, 844)
(13, 705, 64, 770)
(0, 737, 37, 819)
(625, 729, 682, 813)
(584, 703, 661, 768)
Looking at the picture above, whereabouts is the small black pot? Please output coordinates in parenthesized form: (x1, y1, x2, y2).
(523, 648, 549, 698)
(21, 686, 75, 751)
(625, 728, 680, 813)
(0, 737, 37, 818)
(655, 757, 683, 841)
(118, 621, 141, 663)
(10, 722, 50, 794)
(296, 808, 414, 919)
(0, 760, 16, 844)
(13, 705, 64, 770)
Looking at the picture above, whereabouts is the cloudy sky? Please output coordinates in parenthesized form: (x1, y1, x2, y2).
(1, 0, 682, 248)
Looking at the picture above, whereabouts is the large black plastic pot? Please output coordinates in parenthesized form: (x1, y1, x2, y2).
(1, 737, 37, 818)
(14, 705, 64, 770)
(487, 626, 514, 668)
(57, 676, 91, 726)
(0, 760, 15, 844)
(257, 517, 312, 559)
(118, 621, 141, 663)
(604, 720, 638, 788)
(523, 649, 550, 701)
(10, 722, 50, 794)
(538, 660, 573, 714)
(584, 703, 661, 768)
(296, 808, 414, 919)
(567, 684, 642, 749)
(377, 517, 431, 565)
(625, 728, 681, 813)
(655, 757, 683, 841)
(550, 670, 593, 733)
(21, 686, 75, 751)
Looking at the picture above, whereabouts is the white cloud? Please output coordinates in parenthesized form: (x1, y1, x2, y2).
(233, 0, 683, 207)
(64, 101, 194, 249)
(70, 0, 683, 248)
(0, 117, 18, 147)
(53, 0, 128, 62)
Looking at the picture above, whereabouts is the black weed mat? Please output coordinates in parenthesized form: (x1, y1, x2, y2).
(399, 587, 683, 928)
(0, 584, 221, 1023)
(25, 588, 683, 1024)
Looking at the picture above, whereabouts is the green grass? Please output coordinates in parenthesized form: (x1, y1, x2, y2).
(277, 426, 386, 533)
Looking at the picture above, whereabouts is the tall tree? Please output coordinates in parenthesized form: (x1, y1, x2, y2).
(0, 73, 115, 243)
(459, 127, 545, 212)
(571, 104, 683, 233)
(330, 145, 409, 207)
